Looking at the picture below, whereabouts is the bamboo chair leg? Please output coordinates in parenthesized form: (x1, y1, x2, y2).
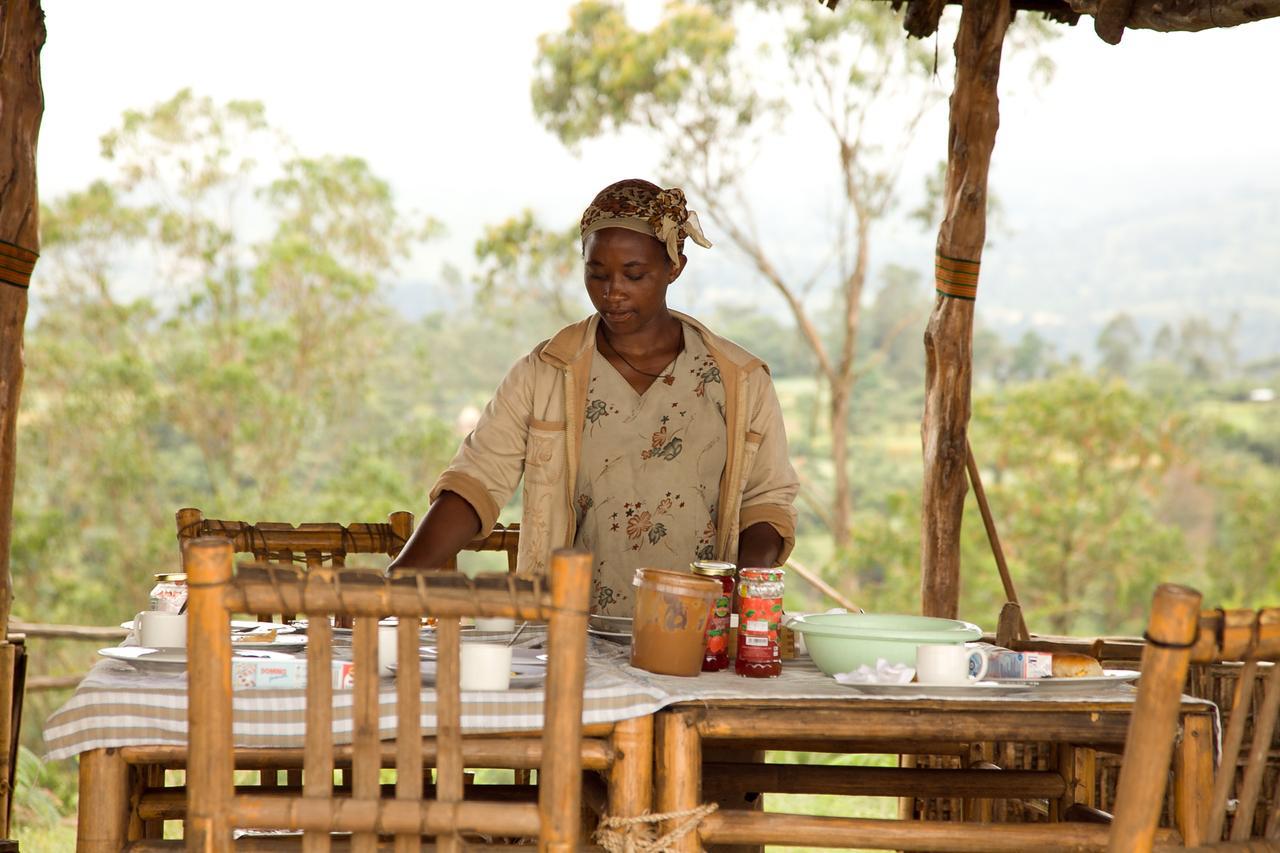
(1108, 583, 1202, 853)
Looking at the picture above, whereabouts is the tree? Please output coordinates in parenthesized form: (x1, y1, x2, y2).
(968, 372, 1189, 634)
(473, 211, 586, 327)
(1096, 312, 1141, 378)
(15, 93, 456, 752)
(532, 0, 943, 549)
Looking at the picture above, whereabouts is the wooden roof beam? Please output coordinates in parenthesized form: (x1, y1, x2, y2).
(824, 0, 1280, 40)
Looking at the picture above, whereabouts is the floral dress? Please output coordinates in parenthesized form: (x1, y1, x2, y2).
(574, 323, 728, 616)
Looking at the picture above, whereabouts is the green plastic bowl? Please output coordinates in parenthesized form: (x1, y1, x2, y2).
(788, 612, 982, 676)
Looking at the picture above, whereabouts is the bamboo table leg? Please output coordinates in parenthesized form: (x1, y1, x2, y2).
(657, 709, 702, 853)
(608, 715, 653, 817)
(1175, 712, 1214, 846)
(77, 747, 131, 853)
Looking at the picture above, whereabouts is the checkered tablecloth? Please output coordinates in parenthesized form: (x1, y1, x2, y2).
(44, 638, 1211, 762)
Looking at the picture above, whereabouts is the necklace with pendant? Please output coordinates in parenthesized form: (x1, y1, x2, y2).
(599, 325, 680, 383)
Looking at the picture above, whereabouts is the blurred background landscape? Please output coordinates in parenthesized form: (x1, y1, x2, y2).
(11, 0, 1278, 844)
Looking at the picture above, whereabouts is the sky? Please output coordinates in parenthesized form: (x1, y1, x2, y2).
(35, 1, 1280, 324)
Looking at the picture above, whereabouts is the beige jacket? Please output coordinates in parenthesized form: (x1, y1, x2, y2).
(430, 312, 799, 576)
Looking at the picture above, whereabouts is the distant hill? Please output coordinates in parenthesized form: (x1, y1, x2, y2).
(978, 185, 1280, 364)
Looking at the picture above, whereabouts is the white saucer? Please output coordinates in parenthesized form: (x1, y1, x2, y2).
(994, 669, 1140, 692)
(840, 680, 1035, 696)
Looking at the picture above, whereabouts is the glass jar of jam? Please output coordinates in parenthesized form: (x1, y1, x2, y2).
(149, 572, 188, 613)
(735, 568, 784, 678)
(691, 561, 737, 672)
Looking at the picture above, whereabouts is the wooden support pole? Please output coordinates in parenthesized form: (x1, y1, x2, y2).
(920, 0, 1010, 619)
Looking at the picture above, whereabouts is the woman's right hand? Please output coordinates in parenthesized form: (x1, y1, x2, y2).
(386, 491, 482, 573)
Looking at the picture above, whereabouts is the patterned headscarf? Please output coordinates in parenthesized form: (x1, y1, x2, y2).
(579, 179, 712, 266)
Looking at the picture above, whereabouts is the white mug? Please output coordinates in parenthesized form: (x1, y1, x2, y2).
(459, 643, 513, 691)
(915, 643, 989, 685)
(135, 610, 186, 649)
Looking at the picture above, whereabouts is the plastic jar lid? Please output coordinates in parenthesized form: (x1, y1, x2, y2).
(632, 567, 721, 599)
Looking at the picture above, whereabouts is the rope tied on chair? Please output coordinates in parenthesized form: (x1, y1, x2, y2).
(593, 803, 719, 853)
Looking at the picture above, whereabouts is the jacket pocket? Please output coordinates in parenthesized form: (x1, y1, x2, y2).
(739, 431, 764, 492)
(525, 420, 566, 486)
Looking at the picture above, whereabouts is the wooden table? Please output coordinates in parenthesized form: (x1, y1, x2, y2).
(655, 694, 1215, 851)
(75, 716, 652, 851)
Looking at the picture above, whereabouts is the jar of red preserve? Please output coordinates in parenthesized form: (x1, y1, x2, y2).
(735, 568, 785, 677)
(691, 560, 737, 672)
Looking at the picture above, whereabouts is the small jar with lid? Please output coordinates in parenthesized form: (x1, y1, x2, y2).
(149, 573, 188, 613)
(691, 561, 737, 672)
(735, 568, 785, 677)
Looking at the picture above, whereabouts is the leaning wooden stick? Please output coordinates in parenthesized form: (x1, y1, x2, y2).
(966, 439, 1028, 641)
(785, 558, 860, 613)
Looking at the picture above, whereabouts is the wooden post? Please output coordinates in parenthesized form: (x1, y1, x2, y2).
(920, 0, 1010, 618)
(183, 537, 235, 853)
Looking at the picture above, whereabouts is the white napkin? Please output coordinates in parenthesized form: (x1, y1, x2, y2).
(833, 657, 916, 685)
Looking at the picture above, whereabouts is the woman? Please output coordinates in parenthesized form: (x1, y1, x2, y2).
(390, 179, 798, 616)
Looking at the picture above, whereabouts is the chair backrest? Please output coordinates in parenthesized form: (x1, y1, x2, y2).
(176, 507, 416, 570)
(1108, 584, 1280, 851)
(445, 522, 521, 574)
(177, 508, 521, 575)
(182, 536, 591, 852)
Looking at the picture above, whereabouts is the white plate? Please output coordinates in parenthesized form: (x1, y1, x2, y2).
(119, 619, 296, 635)
(420, 646, 546, 666)
(588, 628, 631, 642)
(589, 615, 632, 632)
(287, 619, 353, 637)
(100, 646, 299, 672)
(389, 660, 547, 690)
(230, 634, 307, 650)
(995, 669, 1140, 692)
(840, 680, 1036, 696)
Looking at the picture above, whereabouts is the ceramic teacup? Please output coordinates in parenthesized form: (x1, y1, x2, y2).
(915, 643, 989, 685)
(134, 610, 187, 649)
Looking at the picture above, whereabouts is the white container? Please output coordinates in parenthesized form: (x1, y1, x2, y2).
(134, 611, 187, 649)
(474, 617, 517, 632)
(459, 643, 513, 691)
(378, 622, 399, 677)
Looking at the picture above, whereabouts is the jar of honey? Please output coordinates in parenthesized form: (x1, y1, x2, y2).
(735, 568, 784, 677)
(691, 561, 737, 672)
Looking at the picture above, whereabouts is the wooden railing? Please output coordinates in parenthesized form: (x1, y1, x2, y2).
(8, 621, 127, 692)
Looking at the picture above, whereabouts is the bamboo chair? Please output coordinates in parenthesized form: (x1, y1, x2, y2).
(176, 509, 522, 580)
(183, 536, 592, 852)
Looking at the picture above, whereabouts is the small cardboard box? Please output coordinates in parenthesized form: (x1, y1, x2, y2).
(987, 648, 1053, 679)
(231, 659, 356, 690)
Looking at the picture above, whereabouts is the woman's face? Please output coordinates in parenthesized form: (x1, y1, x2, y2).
(583, 227, 685, 336)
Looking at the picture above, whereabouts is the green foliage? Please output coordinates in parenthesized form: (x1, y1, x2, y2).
(968, 372, 1190, 634)
(473, 211, 587, 325)
(16, 92, 457, 770)
(12, 746, 76, 829)
(532, 1, 741, 148)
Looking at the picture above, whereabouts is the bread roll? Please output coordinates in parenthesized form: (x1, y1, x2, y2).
(1052, 653, 1103, 678)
